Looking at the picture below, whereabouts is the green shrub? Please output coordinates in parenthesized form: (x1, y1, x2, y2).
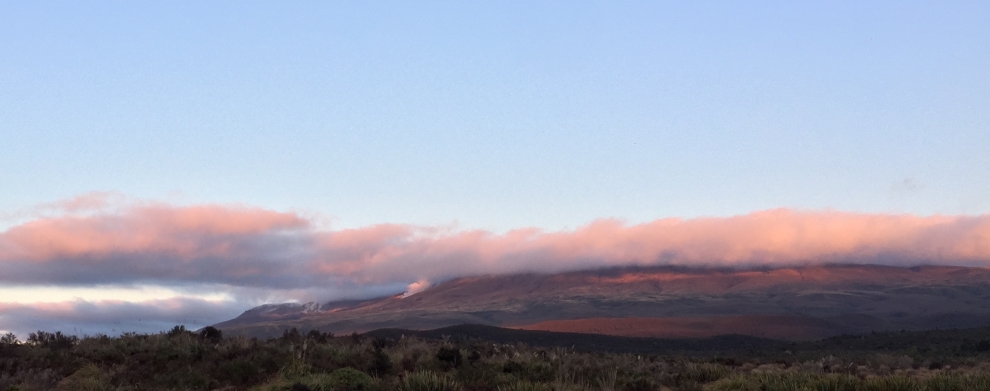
(57, 364, 111, 391)
(327, 368, 373, 391)
(372, 347, 393, 376)
(279, 360, 314, 381)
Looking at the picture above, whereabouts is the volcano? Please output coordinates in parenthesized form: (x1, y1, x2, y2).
(215, 265, 990, 340)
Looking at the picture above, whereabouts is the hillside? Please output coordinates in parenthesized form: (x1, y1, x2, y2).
(215, 265, 990, 339)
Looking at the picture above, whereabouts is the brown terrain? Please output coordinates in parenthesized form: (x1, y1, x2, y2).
(514, 315, 836, 340)
(214, 265, 990, 340)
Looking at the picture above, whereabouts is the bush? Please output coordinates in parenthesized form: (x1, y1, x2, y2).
(200, 326, 223, 343)
(684, 363, 729, 384)
(0, 333, 19, 345)
(166, 325, 189, 338)
(327, 367, 373, 391)
(436, 347, 462, 368)
(27, 331, 77, 350)
(372, 346, 393, 376)
(57, 364, 111, 391)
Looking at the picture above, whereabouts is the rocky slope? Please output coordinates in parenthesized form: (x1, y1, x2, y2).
(215, 265, 990, 339)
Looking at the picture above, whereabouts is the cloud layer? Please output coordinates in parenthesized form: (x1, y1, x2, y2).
(0, 298, 241, 337)
(2, 195, 989, 336)
(3, 201, 990, 289)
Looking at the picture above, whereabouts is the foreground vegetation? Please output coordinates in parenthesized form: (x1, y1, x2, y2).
(3, 325, 990, 391)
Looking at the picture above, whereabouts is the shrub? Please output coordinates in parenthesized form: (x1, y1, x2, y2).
(27, 331, 77, 350)
(57, 364, 111, 391)
(436, 347, 462, 369)
(621, 376, 662, 391)
(327, 367, 373, 391)
(372, 346, 393, 376)
(200, 326, 223, 343)
(0, 333, 18, 345)
(684, 363, 729, 384)
(217, 357, 265, 385)
(166, 325, 189, 338)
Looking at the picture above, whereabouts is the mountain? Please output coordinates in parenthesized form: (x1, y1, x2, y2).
(215, 265, 990, 340)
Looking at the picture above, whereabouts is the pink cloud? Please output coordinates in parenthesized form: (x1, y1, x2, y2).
(0, 204, 307, 262)
(4, 198, 989, 338)
(1, 196, 989, 291)
(42, 191, 125, 213)
(311, 209, 990, 283)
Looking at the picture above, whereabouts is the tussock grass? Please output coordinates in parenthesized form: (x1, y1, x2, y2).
(400, 371, 460, 391)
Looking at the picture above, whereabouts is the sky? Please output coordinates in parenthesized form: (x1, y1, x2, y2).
(1, 1, 989, 337)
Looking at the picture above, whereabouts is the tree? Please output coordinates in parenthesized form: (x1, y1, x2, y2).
(0, 332, 19, 345)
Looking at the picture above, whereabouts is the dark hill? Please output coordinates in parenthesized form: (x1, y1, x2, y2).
(361, 323, 990, 360)
(216, 265, 990, 340)
(362, 324, 781, 355)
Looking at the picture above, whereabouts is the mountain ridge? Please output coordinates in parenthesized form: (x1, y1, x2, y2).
(215, 264, 990, 339)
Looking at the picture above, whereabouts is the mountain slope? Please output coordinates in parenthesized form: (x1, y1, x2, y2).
(215, 265, 990, 339)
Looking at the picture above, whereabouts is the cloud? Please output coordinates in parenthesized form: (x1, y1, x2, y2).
(0, 191, 129, 227)
(891, 178, 923, 196)
(2, 200, 990, 292)
(402, 279, 432, 298)
(2, 196, 990, 335)
(0, 203, 312, 287)
(311, 210, 990, 283)
(0, 298, 242, 338)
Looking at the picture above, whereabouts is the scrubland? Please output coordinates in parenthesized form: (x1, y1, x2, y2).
(3, 326, 990, 391)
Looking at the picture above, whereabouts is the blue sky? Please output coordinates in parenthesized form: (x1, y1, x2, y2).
(3, 1, 987, 232)
(1, 1, 990, 336)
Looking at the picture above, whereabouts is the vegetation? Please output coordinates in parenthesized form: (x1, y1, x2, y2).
(2, 325, 990, 390)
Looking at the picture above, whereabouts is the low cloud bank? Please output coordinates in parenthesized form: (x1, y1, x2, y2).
(0, 298, 242, 338)
(316, 211, 990, 284)
(2, 200, 988, 289)
(2, 195, 989, 335)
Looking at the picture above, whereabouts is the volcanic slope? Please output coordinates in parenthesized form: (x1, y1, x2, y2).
(215, 265, 990, 339)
